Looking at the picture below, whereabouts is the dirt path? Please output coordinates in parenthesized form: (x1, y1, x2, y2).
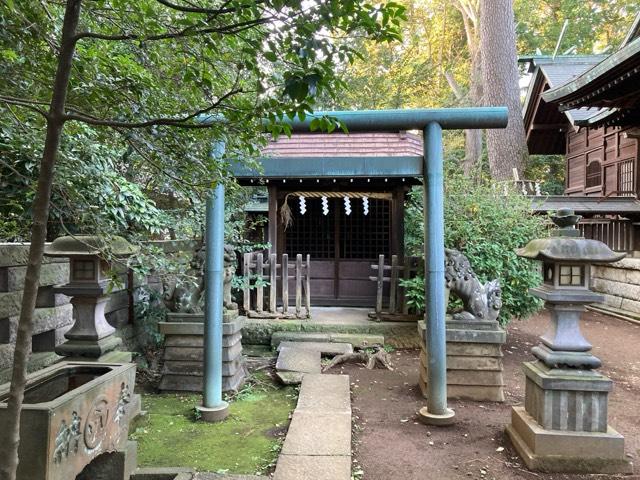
(330, 310, 640, 480)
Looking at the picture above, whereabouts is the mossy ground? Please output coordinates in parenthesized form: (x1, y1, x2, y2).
(130, 377, 297, 475)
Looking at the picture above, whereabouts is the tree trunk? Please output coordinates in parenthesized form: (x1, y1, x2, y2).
(464, 47, 483, 176)
(479, 0, 529, 180)
(0, 1, 81, 479)
(452, 0, 484, 175)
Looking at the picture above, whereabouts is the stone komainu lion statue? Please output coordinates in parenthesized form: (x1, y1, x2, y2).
(223, 244, 238, 311)
(163, 245, 206, 314)
(445, 248, 502, 322)
(164, 244, 238, 313)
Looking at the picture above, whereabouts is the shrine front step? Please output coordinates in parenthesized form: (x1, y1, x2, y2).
(417, 320, 506, 402)
(158, 315, 246, 393)
(270, 331, 384, 349)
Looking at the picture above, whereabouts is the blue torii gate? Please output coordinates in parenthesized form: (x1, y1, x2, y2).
(201, 108, 508, 424)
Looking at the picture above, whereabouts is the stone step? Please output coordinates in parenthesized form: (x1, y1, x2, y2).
(277, 341, 353, 356)
(271, 331, 384, 349)
(275, 346, 321, 374)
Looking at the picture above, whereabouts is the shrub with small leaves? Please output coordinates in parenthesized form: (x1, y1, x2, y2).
(404, 166, 547, 324)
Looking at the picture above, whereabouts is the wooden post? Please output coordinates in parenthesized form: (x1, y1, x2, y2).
(269, 253, 277, 313)
(282, 253, 289, 313)
(268, 185, 278, 256)
(305, 254, 311, 317)
(243, 252, 251, 313)
(376, 254, 384, 314)
(256, 252, 264, 312)
(295, 253, 302, 317)
(402, 256, 411, 315)
(389, 254, 398, 314)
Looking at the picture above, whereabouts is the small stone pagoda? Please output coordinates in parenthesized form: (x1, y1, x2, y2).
(507, 209, 632, 474)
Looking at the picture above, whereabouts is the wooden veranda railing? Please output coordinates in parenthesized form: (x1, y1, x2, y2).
(578, 218, 638, 252)
(369, 254, 421, 320)
(242, 252, 311, 319)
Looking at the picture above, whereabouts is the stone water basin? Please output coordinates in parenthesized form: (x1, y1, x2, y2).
(0, 361, 137, 480)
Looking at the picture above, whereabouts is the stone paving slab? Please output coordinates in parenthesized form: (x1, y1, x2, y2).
(273, 455, 351, 480)
(275, 371, 305, 385)
(281, 411, 351, 456)
(277, 341, 353, 356)
(296, 374, 350, 414)
(275, 346, 321, 373)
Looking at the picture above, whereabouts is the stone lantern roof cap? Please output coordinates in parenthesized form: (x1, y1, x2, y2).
(516, 208, 626, 264)
(44, 235, 137, 257)
(516, 237, 626, 263)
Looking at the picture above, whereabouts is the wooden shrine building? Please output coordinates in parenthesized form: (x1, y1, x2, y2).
(521, 14, 640, 251)
(232, 131, 422, 307)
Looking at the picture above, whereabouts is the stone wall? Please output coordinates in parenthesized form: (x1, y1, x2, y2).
(0, 243, 72, 379)
(591, 257, 640, 319)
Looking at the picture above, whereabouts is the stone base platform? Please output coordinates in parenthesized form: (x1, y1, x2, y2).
(244, 307, 414, 348)
(418, 320, 506, 402)
(158, 313, 246, 393)
(507, 406, 633, 474)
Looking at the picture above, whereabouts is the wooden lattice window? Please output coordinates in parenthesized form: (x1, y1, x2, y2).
(339, 198, 390, 259)
(585, 161, 602, 188)
(618, 159, 634, 195)
(284, 197, 335, 259)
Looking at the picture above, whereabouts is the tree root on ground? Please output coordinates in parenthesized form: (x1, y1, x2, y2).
(322, 346, 393, 372)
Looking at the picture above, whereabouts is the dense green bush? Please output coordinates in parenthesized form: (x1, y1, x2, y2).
(404, 166, 547, 324)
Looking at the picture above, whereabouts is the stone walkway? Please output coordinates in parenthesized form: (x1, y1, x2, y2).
(273, 374, 352, 480)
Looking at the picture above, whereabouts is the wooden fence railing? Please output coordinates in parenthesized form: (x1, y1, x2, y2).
(369, 254, 421, 320)
(242, 252, 311, 319)
(578, 218, 637, 252)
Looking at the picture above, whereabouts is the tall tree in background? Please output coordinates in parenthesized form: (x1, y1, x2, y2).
(480, 0, 528, 180)
(330, 0, 468, 110)
(448, 0, 482, 174)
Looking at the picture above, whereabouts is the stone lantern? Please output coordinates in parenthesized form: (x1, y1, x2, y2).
(44, 235, 136, 361)
(507, 209, 632, 474)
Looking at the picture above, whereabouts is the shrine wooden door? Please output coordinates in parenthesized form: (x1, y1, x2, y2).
(281, 196, 391, 306)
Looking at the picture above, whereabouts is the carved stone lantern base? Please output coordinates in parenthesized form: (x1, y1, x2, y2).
(54, 295, 123, 360)
(55, 335, 123, 359)
(506, 361, 632, 474)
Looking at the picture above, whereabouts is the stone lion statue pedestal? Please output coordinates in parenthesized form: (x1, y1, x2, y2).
(158, 244, 246, 393)
(418, 249, 506, 402)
